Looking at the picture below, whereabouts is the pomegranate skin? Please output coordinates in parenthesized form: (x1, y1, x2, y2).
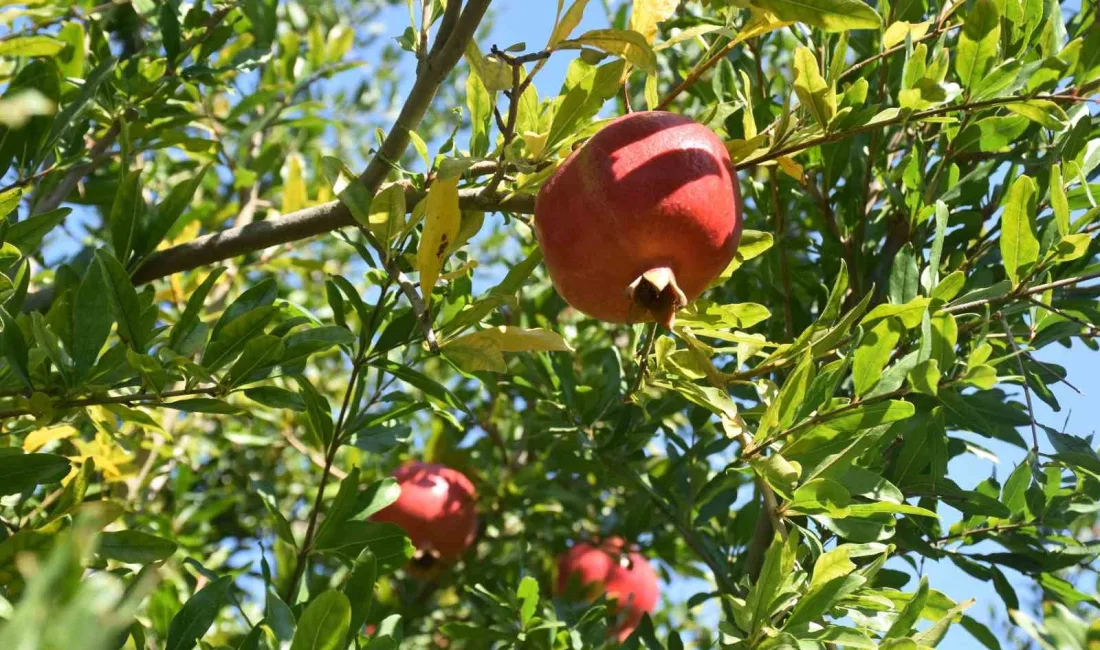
(555, 539, 660, 641)
(534, 110, 743, 326)
(371, 462, 478, 562)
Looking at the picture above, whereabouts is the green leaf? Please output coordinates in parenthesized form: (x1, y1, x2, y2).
(72, 261, 113, 381)
(746, 532, 799, 635)
(756, 350, 815, 442)
(1050, 163, 1070, 236)
(0, 453, 71, 496)
(853, 318, 904, 396)
(750, 0, 882, 31)
(677, 300, 770, 330)
(209, 279, 278, 342)
(1000, 175, 1039, 286)
(816, 400, 916, 432)
(955, 0, 1000, 88)
(373, 359, 473, 416)
(313, 521, 414, 573)
(163, 398, 244, 415)
(545, 58, 625, 151)
(160, 0, 181, 66)
(884, 576, 930, 638)
(749, 453, 802, 499)
(246, 386, 306, 411)
(860, 297, 930, 329)
(42, 57, 116, 156)
(97, 530, 178, 564)
(557, 29, 657, 74)
(889, 244, 919, 304)
(166, 576, 233, 650)
(290, 590, 351, 650)
(1005, 100, 1068, 130)
(95, 249, 148, 352)
(344, 550, 377, 645)
(109, 169, 144, 265)
(0, 35, 65, 57)
(793, 46, 836, 128)
(6, 208, 70, 254)
(136, 164, 211, 262)
(202, 306, 279, 372)
(226, 334, 285, 388)
(168, 267, 225, 352)
(517, 575, 539, 627)
(255, 480, 296, 547)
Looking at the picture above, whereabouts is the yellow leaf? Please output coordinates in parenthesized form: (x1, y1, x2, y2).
(23, 425, 78, 453)
(548, 0, 591, 47)
(630, 0, 679, 44)
(441, 260, 479, 281)
(443, 326, 574, 374)
(731, 10, 794, 47)
(777, 155, 804, 181)
(281, 153, 308, 213)
(522, 131, 548, 158)
(882, 20, 932, 49)
(417, 176, 462, 299)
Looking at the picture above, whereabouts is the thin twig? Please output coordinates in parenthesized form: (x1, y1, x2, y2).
(944, 271, 1100, 314)
(0, 386, 218, 421)
(999, 314, 1040, 450)
(32, 122, 120, 215)
(736, 92, 1094, 171)
(281, 427, 348, 480)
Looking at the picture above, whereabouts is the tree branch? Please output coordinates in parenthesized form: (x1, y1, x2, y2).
(23, 184, 533, 311)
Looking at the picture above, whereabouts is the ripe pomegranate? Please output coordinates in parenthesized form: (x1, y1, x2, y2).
(371, 462, 478, 565)
(534, 110, 743, 328)
(555, 538, 660, 641)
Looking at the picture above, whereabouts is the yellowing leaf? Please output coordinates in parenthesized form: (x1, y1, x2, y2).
(630, 0, 679, 44)
(366, 183, 406, 243)
(443, 326, 573, 373)
(522, 131, 548, 158)
(883, 20, 932, 49)
(557, 29, 658, 75)
(548, 0, 591, 47)
(750, 0, 882, 32)
(281, 153, 308, 213)
(417, 176, 461, 299)
(23, 425, 78, 453)
(777, 155, 804, 181)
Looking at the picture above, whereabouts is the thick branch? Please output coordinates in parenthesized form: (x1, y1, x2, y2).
(357, 0, 492, 195)
(23, 185, 533, 311)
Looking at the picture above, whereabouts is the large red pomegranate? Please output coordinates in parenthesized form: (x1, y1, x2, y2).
(534, 110, 743, 328)
(555, 538, 660, 641)
(371, 462, 478, 564)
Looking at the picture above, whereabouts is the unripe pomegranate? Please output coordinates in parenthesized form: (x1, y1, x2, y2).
(555, 538, 660, 641)
(371, 462, 478, 565)
(534, 111, 743, 328)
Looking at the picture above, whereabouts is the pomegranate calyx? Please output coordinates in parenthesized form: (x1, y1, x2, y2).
(628, 267, 687, 329)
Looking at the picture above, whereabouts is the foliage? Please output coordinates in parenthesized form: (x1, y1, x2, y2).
(0, 0, 1099, 648)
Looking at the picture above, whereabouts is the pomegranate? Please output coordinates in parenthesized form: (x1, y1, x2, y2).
(371, 462, 478, 565)
(555, 538, 660, 641)
(534, 110, 743, 328)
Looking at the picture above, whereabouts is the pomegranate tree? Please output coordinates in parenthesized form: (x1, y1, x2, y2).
(372, 462, 478, 565)
(534, 110, 743, 328)
(555, 538, 660, 640)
